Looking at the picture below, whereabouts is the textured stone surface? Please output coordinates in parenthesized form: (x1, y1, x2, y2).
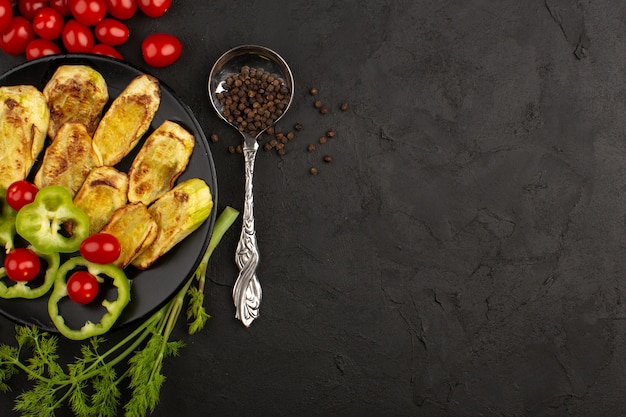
(2, 0, 626, 415)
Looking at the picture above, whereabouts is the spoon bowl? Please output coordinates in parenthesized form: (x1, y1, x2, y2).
(208, 45, 294, 327)
(208, 45, 294, 139)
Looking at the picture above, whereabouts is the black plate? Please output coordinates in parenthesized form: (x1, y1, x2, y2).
(0, 54, 217, 333)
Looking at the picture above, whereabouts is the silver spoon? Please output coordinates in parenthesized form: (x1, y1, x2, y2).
(208, 45, 294, 327)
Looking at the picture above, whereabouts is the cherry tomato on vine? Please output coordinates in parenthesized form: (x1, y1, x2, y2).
(4, 248, 41, 282)
(50, 0, 71, 16)
(79, 233, 121, 264)
(6, 181, 38, 211)
(69, 0, 106, 26)
(0, 0, 13, 34)
(105, 0, 136, 20)
(18, 0, 49, 21)
(33, 6, 64, 39)
(94, 18, 128, 46)
(91, 43, 122, 59)
(141, 33, 181, 68)
(137, 0, 170, 18)
(26, 38, 60, 59)
(62, 19, 93, 52)
(66, 271, 99, 304)
(0, 16, 35, 55)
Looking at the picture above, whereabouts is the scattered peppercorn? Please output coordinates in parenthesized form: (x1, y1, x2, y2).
(320, 106, 328, 115)
(314, 100, 323, 109)
(307, 144, 316, 152)
(326, 130, 335, 138)
(275, 132, 285, 141)
(278, 148, 286, 156)
(323, 155, 333, 163)
(235, 144, 243, 154)
(309, 87, 318, 96)
(228, 145, 236, 154)
(319, 137, 327, 144)
(294, 123, 303, 131)
(340, 102, 349, 111)
(310, 167, 319, 175)
(263, 143, 272, 151)
(266, 126, 275, 135)
(286, 131, 295, 140)
(210, 133, 219, 142)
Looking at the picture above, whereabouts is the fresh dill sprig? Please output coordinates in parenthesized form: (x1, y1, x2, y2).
(0, 207, 239, 417)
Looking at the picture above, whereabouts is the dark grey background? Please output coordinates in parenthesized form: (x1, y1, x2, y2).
(2, 0, 626, 415)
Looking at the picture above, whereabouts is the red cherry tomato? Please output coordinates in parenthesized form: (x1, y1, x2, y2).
(18, 0, 49, 21)
(68, 0, 106, 26)
(33, 6, 64, 39)
(0, 16, 35, 55)
(79, 233, 121, 264)
(137, 0, 169, 18)
(105, 0, 136, 20)
(61, 19, 93, 52)
(6, 180, 39, 211)
(141, 33, 181, 68)
(4, 248, 41, 282)
(49, 0, 71, 16)
(0, 0, 13, 34)
(25, 38, 60, 59)
(66, 271, 99, 304)
(94, 18, 128, 46)
(91, 43, 122, 59)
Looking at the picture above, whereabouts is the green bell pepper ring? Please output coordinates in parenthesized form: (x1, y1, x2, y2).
(0, 187, 17, 252)
(48, 256, 131, 340)
(0, 247, 60, 299)
(16, 186, 90, 254)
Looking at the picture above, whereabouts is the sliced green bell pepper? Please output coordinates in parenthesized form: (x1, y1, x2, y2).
(16, 186, 90, 254)
(0, 187, 17, 252)
(0, 247, 60, 299)
(48, 256, 131, 340)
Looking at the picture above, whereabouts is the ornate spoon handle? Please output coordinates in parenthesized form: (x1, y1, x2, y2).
(233, 139, 262, 327)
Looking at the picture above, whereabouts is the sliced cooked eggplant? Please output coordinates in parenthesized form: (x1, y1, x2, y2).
(0, 85, 50, 188)
(34, 122, 101, 196)
(92, 74, 160, 166)
(74, 166, 129, 234)
(43, 65, 108, 139)
(127, 120, 194, 205)
(132, 178, 213, 270)
(100, 202, 157, 268)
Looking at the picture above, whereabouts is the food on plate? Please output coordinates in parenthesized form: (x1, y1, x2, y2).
(5, 180, 38, 212)
(100, 202, 157, 268)
(15, 185, 90, 254)
(128, 120, 194, 205)
(0, 247, 59, 299)
(43, 64, 108, 138)
(0, 187, 17, 251)
(92, 73, 160, 165)
(132, 178, 213, 270)
(34, 122, 101, 195)
(73, 166, 129, 234)
(0, 85, 49, 188)
(80, 233, 121, 264)
(48, 256, 130, 340)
